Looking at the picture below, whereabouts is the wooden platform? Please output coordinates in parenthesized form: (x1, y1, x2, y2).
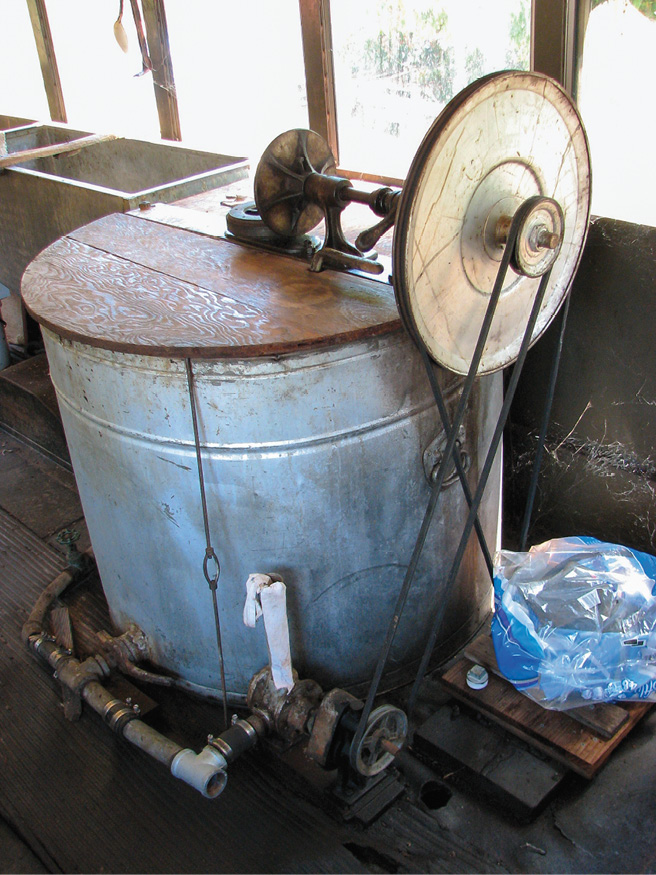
(440, 633, 652, 779)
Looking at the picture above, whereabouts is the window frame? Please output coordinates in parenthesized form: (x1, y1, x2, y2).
(25, 0, 588, 179)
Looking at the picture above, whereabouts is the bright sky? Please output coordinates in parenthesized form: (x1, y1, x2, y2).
(578, 0, 656, 225)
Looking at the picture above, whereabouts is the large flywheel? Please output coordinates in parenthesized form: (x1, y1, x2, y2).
(392, 71, 591, 374)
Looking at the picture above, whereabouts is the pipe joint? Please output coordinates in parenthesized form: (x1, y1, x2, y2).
(29, 631, 56, 657)
(61, 656, 110, 695)
(170, 746, 228, 799)
(103, 698, 140, 734)
(207, 717, 262, 763)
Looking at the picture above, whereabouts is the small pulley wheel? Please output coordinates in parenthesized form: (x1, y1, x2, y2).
(226, 201, 281, 243)
(254, 129, 337, 238)
(511, 196, 564, 278)
(350, 704, 408, 777)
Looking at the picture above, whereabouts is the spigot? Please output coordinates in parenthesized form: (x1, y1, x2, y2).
(56, 528, 85, 570)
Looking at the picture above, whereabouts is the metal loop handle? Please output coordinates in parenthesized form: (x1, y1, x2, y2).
(203, 547, 221, 589)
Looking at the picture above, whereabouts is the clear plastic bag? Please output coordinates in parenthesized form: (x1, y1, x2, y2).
(491, 536, 656, 710)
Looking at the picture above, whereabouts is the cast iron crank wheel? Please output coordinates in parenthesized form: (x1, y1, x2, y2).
(254, 129, 337, 238)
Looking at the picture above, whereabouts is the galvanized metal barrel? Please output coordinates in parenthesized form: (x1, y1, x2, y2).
(23, 211, 501, 701)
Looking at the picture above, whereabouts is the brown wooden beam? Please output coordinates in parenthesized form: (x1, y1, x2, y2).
(141, 0, 182, 141)
(531, 0, 588, 98)
(25, 0, 67, 123)
(298, 0, 339, 164)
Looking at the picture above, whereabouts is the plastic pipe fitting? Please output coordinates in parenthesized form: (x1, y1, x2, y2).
(170, 745, 228, 798)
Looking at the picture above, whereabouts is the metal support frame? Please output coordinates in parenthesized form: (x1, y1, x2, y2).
(518, 291, 572, 551)
(406, 265, 555, 718)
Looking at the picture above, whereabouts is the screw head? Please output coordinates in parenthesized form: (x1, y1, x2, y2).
(466, 664, 489, 690)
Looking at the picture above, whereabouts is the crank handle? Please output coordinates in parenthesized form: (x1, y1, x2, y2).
(355, 199, 399, 253)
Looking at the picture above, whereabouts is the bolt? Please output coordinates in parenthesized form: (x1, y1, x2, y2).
(536, 228, 560, 250)
(231, 713, 239, 726)
(207, 734, 214, 744)
(495, 215, 512, 247)
(466, 664, 489, 690)
(132, 704, 141, 716)
(125, 697, 132, 706)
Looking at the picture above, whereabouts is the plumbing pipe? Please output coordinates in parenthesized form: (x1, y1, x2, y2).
(170, 747, 228, 799)
(23, 567, 230, 799)
(21, 546, 95, 644)
(381, 739, 452, 807)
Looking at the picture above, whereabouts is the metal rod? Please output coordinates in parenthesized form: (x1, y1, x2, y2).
(185, 358, 211, 547)
(519, 291, 572, 551)
(406, 265, 554, 719)
(340, 188, 378, 206)
(420, 346, 494, 581)
(185, 358, 229, 729)
(350, 210, 524, 767)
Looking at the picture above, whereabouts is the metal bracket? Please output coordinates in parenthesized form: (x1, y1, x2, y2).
(423, 426, 469, 488)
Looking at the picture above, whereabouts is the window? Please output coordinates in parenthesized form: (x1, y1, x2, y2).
(10, 0, 532, 181)
(577, 0, 656, 226)
(166, 0, 308, 160)
(0, 0, 49, 122)
(330, 0, 531, 179)
(45, 0, 160, 138)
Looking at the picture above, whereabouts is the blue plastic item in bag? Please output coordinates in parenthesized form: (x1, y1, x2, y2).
(491, 536, 656, 710)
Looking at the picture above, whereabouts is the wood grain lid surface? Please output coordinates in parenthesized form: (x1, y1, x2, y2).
(21, 212, 401, 358)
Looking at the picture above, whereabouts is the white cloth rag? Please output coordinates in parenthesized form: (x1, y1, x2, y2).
(243, 573, 294, 691)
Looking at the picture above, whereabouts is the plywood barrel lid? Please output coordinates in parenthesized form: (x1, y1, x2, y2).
(21, 211, 400, 359)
